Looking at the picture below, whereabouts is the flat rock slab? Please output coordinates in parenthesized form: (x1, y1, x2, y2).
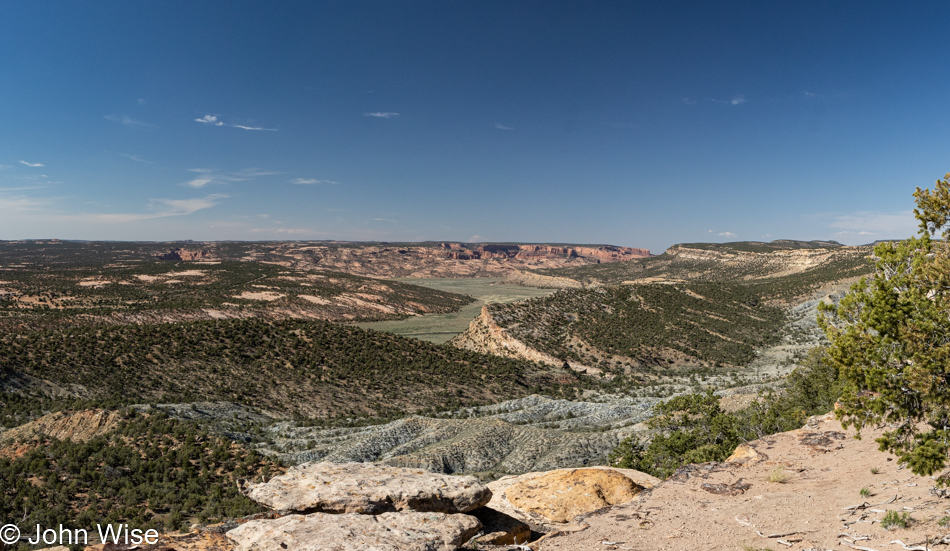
(226, 511, 481, 551)
(240, 461, 491, 514)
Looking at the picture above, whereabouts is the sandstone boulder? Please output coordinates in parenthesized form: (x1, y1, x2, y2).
(486, 466, 659, 532)
(226, 511, 481, 551)
(726, 442, 768, 465)
(239, 462, 491, 514)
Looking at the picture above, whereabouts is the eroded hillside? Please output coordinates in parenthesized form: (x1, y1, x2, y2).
(453, 242, 874, 375)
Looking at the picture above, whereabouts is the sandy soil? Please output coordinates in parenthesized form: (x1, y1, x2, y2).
(337, 293, 395, 312)
(169, 270, 207, 277)
(77, 279, 110, 287)
(540, 413, 950, 551)
(234, 291, 285, 301)
(299, 295, 331, 305)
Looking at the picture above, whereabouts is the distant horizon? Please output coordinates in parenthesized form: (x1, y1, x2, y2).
(0, 236, 897, 255)
(1, 1, 941, 253)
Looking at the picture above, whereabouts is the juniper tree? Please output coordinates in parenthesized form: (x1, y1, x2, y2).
(819, 173, 950, 478)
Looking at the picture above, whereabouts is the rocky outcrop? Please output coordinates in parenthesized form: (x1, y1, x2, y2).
(450, 306, 578, 369)
(155, 248, 214, 261)
(505, 468, 651, 523)
(485, 467, 659, 534)
(239, 462, 491, 514)
(229, 462, 489, 550)
(505, 270, 586, 289)
(226, 511, 481, 551)
(0, 409, 123, 446)
(437, 243, 649, 263)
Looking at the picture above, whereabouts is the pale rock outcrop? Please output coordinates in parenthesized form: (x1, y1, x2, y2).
(226, 511, 481, 551)
(725, 442, 768, 465)
(450, 307, 577, 369)
(239, 462, 491, 514)
(0, 409, 123, 445)
(485, 467, 659, 533)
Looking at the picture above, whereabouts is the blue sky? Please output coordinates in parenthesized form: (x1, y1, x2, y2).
(1, 1, 948, 253)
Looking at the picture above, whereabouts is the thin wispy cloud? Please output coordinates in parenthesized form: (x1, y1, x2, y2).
(195, 114, 276, 131)
(19, 160, 44, 168)
(105, 114, 152, 127)
(232, 124, 277, 131)
(718, 231, 736, 237)
(804, 91, 816, 98)
(289, 178, 339, 185)
(75, 194, 228, 224)
(827, 210, 916, 239)
(494, 123, 513, 130)
(235, 168, 280, 178)
(183, 168, 279, 188)
(120, 154, 152, 164)
(0, 164, 10, 169)
(374, 218, 397, 222)
(184, 176, 216, 189)
(137, 98, 147, 105)
(682, 97, 697, 105)
(363, 112, 399, 118)
(195, 114, 225, 126)
(710, 95, 747, 106)
(0, 190, 49, 212)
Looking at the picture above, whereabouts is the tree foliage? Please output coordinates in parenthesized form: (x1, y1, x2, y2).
(609, 347, 842, 478)
(819, 173, 950, 479)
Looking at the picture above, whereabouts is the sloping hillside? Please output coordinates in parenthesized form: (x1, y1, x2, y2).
(453, 242, 873, 374)
(0, 318, 577, 417)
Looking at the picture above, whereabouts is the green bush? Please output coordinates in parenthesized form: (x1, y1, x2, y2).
(609, 346, 841, 479)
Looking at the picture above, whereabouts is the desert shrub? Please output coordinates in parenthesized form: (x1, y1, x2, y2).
(609, 346, 842, 479)
(881, 510, 911, 530)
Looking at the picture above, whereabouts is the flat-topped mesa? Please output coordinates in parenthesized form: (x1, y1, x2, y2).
(435, 243, 651, 262)
(154, 247, 213, 261)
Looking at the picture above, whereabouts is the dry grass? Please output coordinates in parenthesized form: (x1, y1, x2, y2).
(768, 466, 789, 484)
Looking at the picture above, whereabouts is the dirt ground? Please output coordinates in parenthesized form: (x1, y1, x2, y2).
(540, 413, 950, 551)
